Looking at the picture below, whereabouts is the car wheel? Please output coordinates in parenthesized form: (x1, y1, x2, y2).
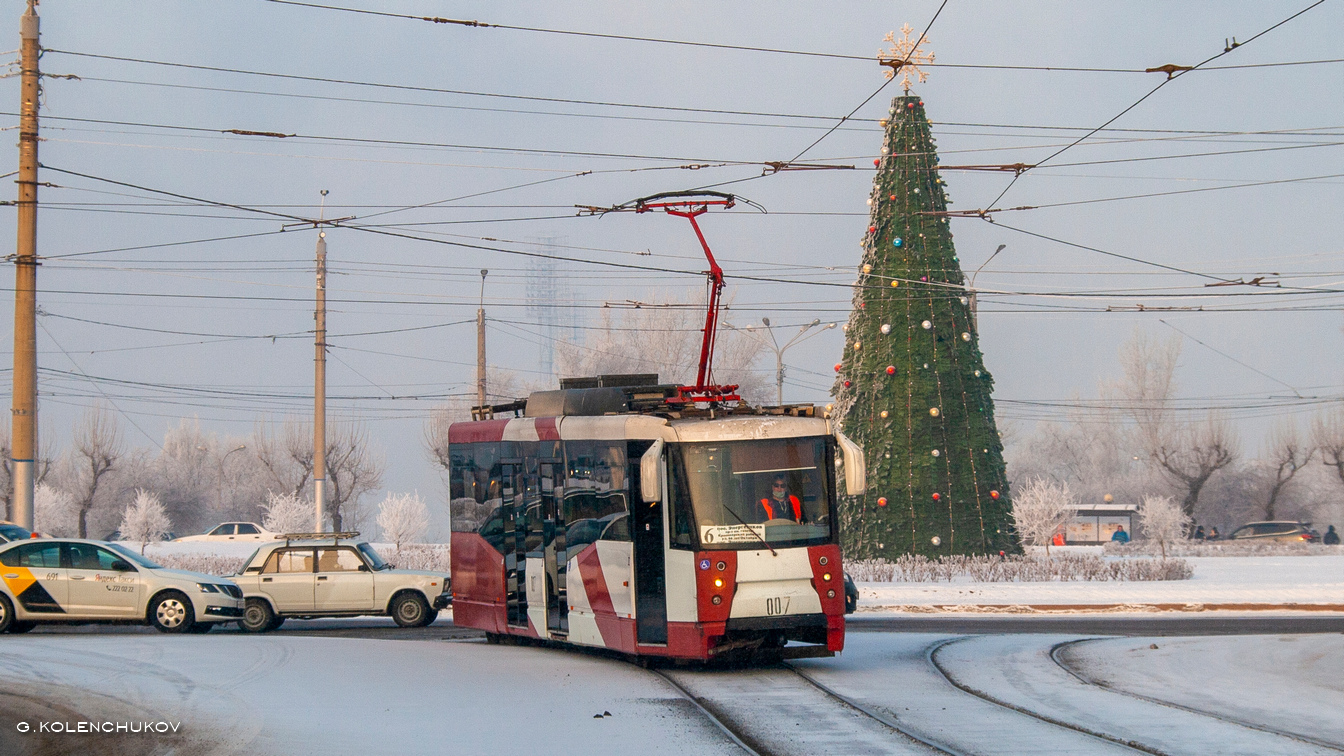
(268, 616, 286, 631)
(186, 622, 217, 634)
(0, 594, 15, 633)
(240, 598, 276, 633)
(390, 592, 431, 628)
(149, 591, 195, 633)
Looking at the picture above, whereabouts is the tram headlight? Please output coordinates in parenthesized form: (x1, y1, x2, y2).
(713, 578, 724, 588)
(822, 573, 832, 582)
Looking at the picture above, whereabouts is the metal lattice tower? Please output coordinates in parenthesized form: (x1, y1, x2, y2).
(525, 239, 581, 378)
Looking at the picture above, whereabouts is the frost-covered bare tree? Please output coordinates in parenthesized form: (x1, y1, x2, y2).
(377, 492, 429, 553)
(34, 482, 77, 536)
(1150, 413, 1239, 520)
(1111, 330, 1237, 518)
(1009, 477, 1075, 556)
(1312, 407, 1344, 493)
(325, 423, 383, 533)
(259, 491, 311, 535)
(119, 489, 171, 554)
(553, 293, 766, 401)
(67, 405, 124, 538)
(252, 419, 383, 533)
(1261, 419, 1312, 520)
(1137, 494, 1190, 559)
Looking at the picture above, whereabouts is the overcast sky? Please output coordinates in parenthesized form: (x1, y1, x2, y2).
(2, 0, 1341, 513)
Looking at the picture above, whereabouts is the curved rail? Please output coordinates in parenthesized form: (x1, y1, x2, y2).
(649, 668, 764, 756)
(782, 662, 966, 756)
(926, 636, 1162, 755)
(1050, 638, 1344, 754)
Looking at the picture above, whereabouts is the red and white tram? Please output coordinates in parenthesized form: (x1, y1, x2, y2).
(448, 379, 867, 662)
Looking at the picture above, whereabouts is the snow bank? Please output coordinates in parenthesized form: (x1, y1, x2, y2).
(856, 555, 1344, 610)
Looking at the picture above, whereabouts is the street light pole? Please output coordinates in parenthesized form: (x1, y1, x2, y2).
(734, 318, 836, 406)
(968, 244, 1005, 333)
(218, 444, 246, 516)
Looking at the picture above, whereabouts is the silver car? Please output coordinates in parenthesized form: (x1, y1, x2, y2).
(0, 539, 244, 634)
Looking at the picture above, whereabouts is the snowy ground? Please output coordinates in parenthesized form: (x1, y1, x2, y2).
(856, 555, 1344, 612)
(2, 629, 1341, 755)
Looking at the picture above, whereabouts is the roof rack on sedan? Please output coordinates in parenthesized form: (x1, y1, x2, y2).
(281, 531, 360, 545)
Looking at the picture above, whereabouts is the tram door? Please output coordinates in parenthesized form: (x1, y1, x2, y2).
(539, 458, 568, 635)
(630, 441, 667, 645)
(501, 460, 528, 628)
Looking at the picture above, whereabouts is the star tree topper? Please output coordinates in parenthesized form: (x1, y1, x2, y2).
(879, 23, 934, 92)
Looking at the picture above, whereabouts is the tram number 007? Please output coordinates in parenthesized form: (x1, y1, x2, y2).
(765, 597, 789, 616)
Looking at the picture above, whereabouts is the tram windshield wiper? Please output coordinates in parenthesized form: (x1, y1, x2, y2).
(717, 501, 777, 557)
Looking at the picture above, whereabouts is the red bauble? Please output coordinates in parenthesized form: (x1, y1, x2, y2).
(885, 366, 896, 375)
(990, 490, 1000, 500)
(877, 497, 888, 507)
(889, 194, 896, 201)
(907, 102, 915, 109)
(873, 158, 880, 166)
(834, 363, 843, 373)
(868, 226, 876, 233)
(932, 493, 940, 501)
(843, 380, 851, 388)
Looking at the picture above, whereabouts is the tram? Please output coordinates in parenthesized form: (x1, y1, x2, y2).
(447, 377, 866, 661)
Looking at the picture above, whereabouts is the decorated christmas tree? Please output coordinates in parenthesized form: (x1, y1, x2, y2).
(832, 51, 1017, 558)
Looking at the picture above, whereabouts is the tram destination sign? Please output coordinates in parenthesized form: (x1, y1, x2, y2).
(700, 524, 767, 545)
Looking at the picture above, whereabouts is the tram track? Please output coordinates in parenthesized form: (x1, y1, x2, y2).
(926, 636, 1165, 755)
(1050, 638, 1344, 754)
(781, 662, 966, 756)
(650, 662, 943, 755)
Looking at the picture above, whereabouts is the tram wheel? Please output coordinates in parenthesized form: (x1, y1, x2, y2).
(485, 632, 502, 645)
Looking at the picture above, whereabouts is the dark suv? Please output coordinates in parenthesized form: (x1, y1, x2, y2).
(0, 522, 32, 543)
(1228, 521, 1318, 543)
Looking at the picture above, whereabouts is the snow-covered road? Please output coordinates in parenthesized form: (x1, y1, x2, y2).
(2, 628, 1342, 755)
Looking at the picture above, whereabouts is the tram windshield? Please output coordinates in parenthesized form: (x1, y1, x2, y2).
(668, 437, 836, 551)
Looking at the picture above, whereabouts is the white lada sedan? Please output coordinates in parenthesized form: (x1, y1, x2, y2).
(0, 539, 244, 634)
(232, 535, 451, 632)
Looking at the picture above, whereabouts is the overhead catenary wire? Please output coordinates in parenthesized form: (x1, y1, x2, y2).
(982, 0, 1327, 210)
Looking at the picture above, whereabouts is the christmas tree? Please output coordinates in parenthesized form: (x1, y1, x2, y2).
(832, 91, 1017, 559)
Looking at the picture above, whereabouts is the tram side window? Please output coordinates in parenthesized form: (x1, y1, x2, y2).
(667, 448, 696, 550)
(449, 442, 508, 538)
(563, 441, 630, 556)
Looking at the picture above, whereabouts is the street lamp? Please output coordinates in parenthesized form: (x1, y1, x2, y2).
(217, 444, 247, 515)
(968, 243, 1006, 332)
(733, 318, 837, 406)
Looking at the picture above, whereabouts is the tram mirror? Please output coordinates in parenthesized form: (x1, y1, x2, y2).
(835, 431, 867, 496)
(640, 439, 664, 503)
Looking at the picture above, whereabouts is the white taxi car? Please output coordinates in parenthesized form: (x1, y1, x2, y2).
(0, 539, 244, 634)
(233, 534, 450, 632)
(175, 522, 277, 542)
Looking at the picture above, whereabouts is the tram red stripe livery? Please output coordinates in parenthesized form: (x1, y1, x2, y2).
(575, 545, 614, 615)
(448, 418, 510, 445)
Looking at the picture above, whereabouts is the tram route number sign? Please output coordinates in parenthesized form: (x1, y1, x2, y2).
(700, 524, 767, 545)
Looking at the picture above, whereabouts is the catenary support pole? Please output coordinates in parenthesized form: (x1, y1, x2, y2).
(10, 1, 40, 530)
(313, 224, 327, 532)
(476, 269, 487, 410)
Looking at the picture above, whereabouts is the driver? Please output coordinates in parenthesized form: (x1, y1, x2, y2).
(758, 474, 803, 522)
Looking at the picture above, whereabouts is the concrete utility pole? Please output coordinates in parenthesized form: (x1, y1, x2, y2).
(476, 269, 487, 410)
(10, 1, 40, 530)
(313, 192, 329, 532)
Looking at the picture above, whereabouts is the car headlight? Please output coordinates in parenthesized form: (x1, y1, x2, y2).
(197, 583, 221, 593)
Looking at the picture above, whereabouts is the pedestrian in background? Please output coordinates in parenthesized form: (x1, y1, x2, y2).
(1325, 525, 1341, 545)
(1111, 525, 1130, 543)
(1192, 525, 1206, 541)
